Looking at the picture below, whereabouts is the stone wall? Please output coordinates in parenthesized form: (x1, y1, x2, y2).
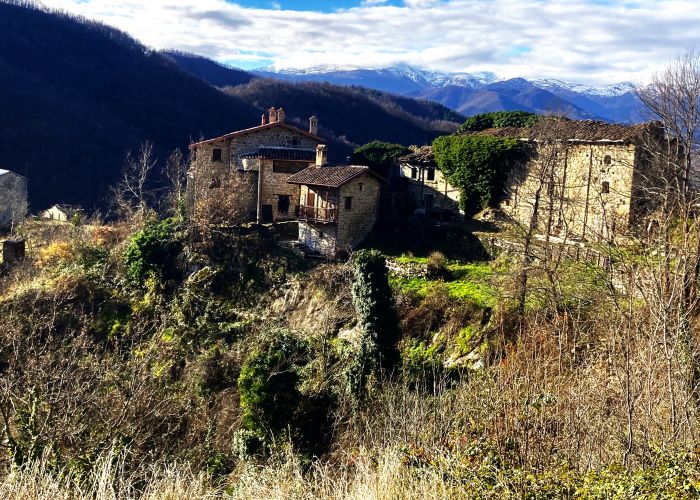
(299, 221, 337, 256)
(398, 162, 461, 213)
(258, 159, 303, 222)
(0, 172, 27, 229)
(503, 142, 639, 240)
(336, 172, 380, 251)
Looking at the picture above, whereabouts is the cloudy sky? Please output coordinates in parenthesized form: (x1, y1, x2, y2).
(39, 0, 699, 85)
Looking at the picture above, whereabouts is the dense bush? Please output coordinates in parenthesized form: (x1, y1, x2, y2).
(352, 140, 410, 177)
(432, 134, 522, 212)
(124, 217, 183, 282)
(458, 110, 539, 133)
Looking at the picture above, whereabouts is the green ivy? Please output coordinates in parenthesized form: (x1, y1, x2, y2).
(432, 134, 522, 212)
(346, 250, 400, 401)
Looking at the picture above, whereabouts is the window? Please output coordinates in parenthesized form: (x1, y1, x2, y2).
(427, 167, 435, 181)
(604, 155, 612, 165)
(358, 182, 363, 191)
(319, 231, 325, 238)
(277, 194, 291, 215)
(425, 194, 434, 208)
(212, 148, 222, 162)
(344, 196, 353, 210)
(208, 177, 221, 189)
(601, 181, 610, 194)
(410, 167, 418, 179)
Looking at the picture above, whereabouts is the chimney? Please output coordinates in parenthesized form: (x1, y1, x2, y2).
(277, 107, 286, 123)
(268, 107, 278, 123)
(316, 144, 328, 167)
(309, 115, 318, 135)
(261, 114, 267, 125)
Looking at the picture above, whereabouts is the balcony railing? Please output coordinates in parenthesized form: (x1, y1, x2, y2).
(294, 205, 338, 223)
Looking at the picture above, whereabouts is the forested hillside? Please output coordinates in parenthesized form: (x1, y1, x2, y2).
(0, 1, 458, 211)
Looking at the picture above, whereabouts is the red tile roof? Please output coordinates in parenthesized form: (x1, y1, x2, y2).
(287, 165, 380, 188)
(189, 121, 322, 148)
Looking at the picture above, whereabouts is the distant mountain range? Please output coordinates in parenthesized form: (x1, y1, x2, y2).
(254, 65, 644, 123)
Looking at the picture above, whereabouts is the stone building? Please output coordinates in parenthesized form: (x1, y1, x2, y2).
(485, 120, 662, 240)
(397, 145, 462, 217)
(0, 169, 27, 230)
(187, 107, 323, 223)
(41, 204, 85, 222)
(287, 147, 382, 258)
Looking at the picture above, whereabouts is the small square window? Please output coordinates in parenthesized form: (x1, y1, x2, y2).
(410, 167, 418, 179)
(601, 181, 610, 194)
(427, 167, 435, 181)
(212, 148, 222, 162)
(319, 231, 324, 238)
(344, 197, 353, 210)
(604, 155, 612, 165)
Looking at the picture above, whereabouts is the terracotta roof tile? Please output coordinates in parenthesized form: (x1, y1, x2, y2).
(470, 119, 662, 143)
(398, 145, 436, 165)
(287, 165, 377, 188)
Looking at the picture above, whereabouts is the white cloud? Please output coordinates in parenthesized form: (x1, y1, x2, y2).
(37, 0, 700, 85)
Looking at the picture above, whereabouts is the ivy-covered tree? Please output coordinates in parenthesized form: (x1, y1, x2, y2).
(458, 111, 539, 133)
(432, 134, 522, 213)
(352, 140, 410, 177)
(345, 250, 399, 402)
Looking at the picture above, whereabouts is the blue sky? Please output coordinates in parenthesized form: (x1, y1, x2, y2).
(41, 0, 699, 86)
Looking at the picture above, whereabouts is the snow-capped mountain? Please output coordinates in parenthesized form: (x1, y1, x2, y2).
(255, 65, 643, 123)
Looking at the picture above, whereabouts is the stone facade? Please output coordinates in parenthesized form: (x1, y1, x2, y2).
(398, 162, 461, 214)
(0, 169, 27, 230)
(187, 109, 322, 223)
(336, 172, 381, 250)
(291, 167, 381, 258)
(504, 141, 641, 240)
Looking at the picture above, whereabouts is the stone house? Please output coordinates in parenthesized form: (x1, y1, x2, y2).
(287, 147, 382, 258)
(397, 146, 462, 217)
(485, 120, 662, 240)
(41, 204, 85, 222)
(0, 169, 28, 230)
(187, 107, 323, 223)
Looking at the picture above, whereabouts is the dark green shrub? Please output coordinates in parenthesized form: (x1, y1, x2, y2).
(237, 330, 335, 455)
(352, 140, 410, 177)
(124, 217, 183, 282)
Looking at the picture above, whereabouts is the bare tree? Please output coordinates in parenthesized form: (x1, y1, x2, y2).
(162, 148, 188, 216)
(110, 141, 157, 223)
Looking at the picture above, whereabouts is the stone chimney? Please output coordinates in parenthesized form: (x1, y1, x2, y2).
(261, 114, 267, 125)
(316, 144, 328, 167)
(309, 115, 318, 135)
(268, 107, 278, 123)
(277, 107, 285, 123)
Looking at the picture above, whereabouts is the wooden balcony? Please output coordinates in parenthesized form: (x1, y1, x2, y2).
(294, 205, 338, 223)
